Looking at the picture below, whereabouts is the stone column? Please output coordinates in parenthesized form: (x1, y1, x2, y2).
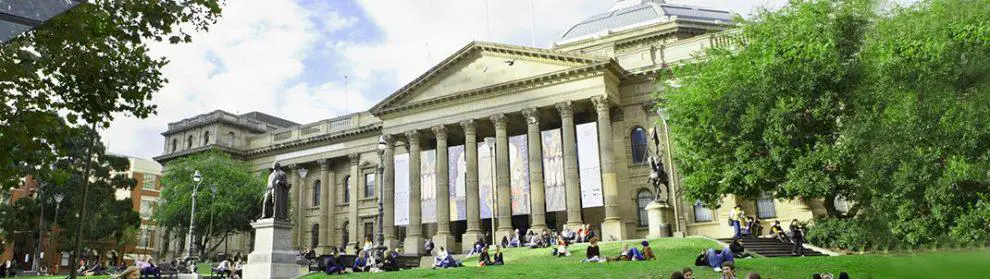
(347, 154, 360, 254)
(556, 101, 584, 230)
(382, 135, 399, 249)
(523, 108, 548, 232)
(491, 114, 514, 242)
(460, 120, 484, 253)
(318, 159, 334, 254)
(289, 164, 301, 248)
(593, 96, 626, 240)
(432, 125, 456, 252)
(403, 131, 425, 255)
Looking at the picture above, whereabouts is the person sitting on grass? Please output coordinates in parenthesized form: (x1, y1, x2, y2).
(640, 241, 657, 260)
(510, 229, 521, 248)
(670, 271, 685, 279)
(586, 225, 597, 243)
(469, 238, 485, 256)
(324, 249, 345, 275)
(380, 247, 400, 272)
(838, 272, 850, 279)
(746, 272, 761, 279)
(720, 261, 737, 279)
(352, 251, 371, 273)
(216, 258, 232, 278)
(682, 267, 694, 279)
(492, 246, 505, 265)
(729, 238, 752, 259)
(627, 243, 646, 261)
(479, 246, 493, 266)
(581, 237, 606, 263)
(695, 246, 734, 272)
(433, 247, 461, 269)
(551, 236, 570, 257)
(501, 235, 510, 249)
(609, 243, 631, 261)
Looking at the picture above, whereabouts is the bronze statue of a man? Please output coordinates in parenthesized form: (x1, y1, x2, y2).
(262, 161, 291, 220)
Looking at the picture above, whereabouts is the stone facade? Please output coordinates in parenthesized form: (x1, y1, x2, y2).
(154, 0, 828, 257)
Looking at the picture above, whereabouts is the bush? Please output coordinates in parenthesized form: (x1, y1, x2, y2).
(806, 216, 899, 251)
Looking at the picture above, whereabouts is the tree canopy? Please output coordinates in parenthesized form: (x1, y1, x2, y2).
(0, 0, 223, 192)
(662, 0, 990, 245)
(156, 151, 264, 258)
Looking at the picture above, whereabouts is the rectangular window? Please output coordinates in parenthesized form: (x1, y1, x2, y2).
(756, 195, 777, 219)
(363, 222, 373, 243)
(138, 228, 153, 248)
(142, 174, 157, 190)
(364, 173, 375, 198)
(693, 200, 714, 222)
(140, 200, 155, 219)
(343, 178, 350, 203)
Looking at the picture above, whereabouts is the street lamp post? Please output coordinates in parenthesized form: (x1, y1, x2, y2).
(183, 170, 203, 272)
(376, 136, 387, 247)
(32, 184, 47, 273)
(484, 137, 496, 246)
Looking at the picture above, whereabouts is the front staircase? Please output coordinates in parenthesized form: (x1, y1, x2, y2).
(716, 237, 826, 257)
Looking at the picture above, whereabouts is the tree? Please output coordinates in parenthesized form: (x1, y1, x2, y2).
(661, 0, 873, 217)
(156, 151, 264, 258)
(662, 0, 990, 245)
(0, 0, 223, 192)
(0, 122, 141, 264)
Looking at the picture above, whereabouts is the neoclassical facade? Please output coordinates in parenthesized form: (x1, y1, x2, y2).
(155, 0, 825, 257)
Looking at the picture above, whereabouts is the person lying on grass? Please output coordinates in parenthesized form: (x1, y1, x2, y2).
(695, 246, 735, 272)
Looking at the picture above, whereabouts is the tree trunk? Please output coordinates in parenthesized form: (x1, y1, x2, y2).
(823, 194, 842, 218)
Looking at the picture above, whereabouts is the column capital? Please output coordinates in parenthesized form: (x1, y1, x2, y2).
(348, 154, 360, 164)
(591, 96, 611, 115)
(522, 108, 540, 125)
(460, 120, 476, 135)
(555, 101, 574, 119)
(490, 114, 507, 128)
(432, 125, 448, 140)
(318, 159, 332, 170)
(405, 130, 420, 145)
(383, 134, 397, 146)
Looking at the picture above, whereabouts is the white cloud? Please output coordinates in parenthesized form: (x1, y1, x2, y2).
(102, 0, 793, 160)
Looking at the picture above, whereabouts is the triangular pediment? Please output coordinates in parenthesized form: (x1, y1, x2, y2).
(371, 41, 608, 115)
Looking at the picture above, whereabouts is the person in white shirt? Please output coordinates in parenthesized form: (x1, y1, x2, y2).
(216, 259, 232, 278)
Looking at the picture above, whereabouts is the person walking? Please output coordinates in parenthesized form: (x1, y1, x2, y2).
(790, 219, 805, 256)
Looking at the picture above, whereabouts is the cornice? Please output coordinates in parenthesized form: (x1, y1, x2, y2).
(243, 124, 383, 157)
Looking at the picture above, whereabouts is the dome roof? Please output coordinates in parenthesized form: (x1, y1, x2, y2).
(558, 0, 732, 42)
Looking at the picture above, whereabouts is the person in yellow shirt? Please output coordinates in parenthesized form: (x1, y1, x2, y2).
(728, 206, 744, 238)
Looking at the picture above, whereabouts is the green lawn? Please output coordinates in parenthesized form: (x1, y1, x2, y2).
(298, 237, 990, 279)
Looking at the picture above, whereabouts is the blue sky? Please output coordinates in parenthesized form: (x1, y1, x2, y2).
(103, 0, 799, 160)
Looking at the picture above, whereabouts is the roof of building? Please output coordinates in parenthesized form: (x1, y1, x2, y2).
(558, 0, 732, 43)
(238, 111, 298, 128)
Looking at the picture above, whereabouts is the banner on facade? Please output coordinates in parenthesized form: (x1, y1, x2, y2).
(509, 135, 531, 215)
(394, 153, 409, 226)
(542, 129, 566, 212)
(449, 145, 467, 221)
(577, 122, 603, 208)
(421, 150, 437, 223)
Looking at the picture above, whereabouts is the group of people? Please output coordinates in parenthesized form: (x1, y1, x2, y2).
(728, 206, 765, 238)
(523, 224, 600, 250)
(578, 238, 656, 263)
(322, 238, 404, 275)
(730, 205, 809, 257)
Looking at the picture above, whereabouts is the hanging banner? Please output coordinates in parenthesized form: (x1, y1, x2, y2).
(542, 129, 566, 212)
(479, 145, 495, 219)
(449, 145, 467, 221)
(577, 122, 603, 208)
(509, 135, 530, 215)
(394, 153, 409, 226)
(421, 150, 437, 223)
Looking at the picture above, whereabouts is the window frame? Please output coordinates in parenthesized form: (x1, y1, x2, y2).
(364, 173, 375, 199)
(311, 223, 319, 249)
(142, 174, 157, 190)
(630, 126, 649, 165)
(312, 180, 321, 207)
(636, 189, 652, 227)
(755, 194, 777, 219)
(693, 200, 714, 223)
(342, 175, 351, 204)
(203, 131, 210, 145)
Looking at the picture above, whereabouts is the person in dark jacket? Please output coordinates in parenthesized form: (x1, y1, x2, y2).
(581, 238, 605, 263)
(479, 246, 493, 266)
(729, 238, 751, 258)
(491, 246, 504, 265)
(790, 219, 805, 256)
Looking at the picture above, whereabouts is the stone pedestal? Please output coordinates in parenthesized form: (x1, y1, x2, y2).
(433, 233, 457, 254)
(601, 219, 627, 242)
(244, 219, 301, 279)
(460, 231, 486, 254)
(403, 236, 425, 256)
(647, 202, 672, 238)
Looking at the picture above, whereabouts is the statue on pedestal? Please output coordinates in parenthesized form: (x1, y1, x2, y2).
(262, 162, 291, 220)
(647, 127, 670, 202)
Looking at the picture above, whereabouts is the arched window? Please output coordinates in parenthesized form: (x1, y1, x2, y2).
(311, 224, 319, 249)
(171, 139, 178, 152)
(187, 135, 194, 149)
(631, 127, 649, 164)
(203, 131, 210, 145)
(343, 176, 351, 203)
(313, 180, 321, 207)
(637, 189, 653, 227)
(227, 132, 236, 146)
(341, 221, 350, 247)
